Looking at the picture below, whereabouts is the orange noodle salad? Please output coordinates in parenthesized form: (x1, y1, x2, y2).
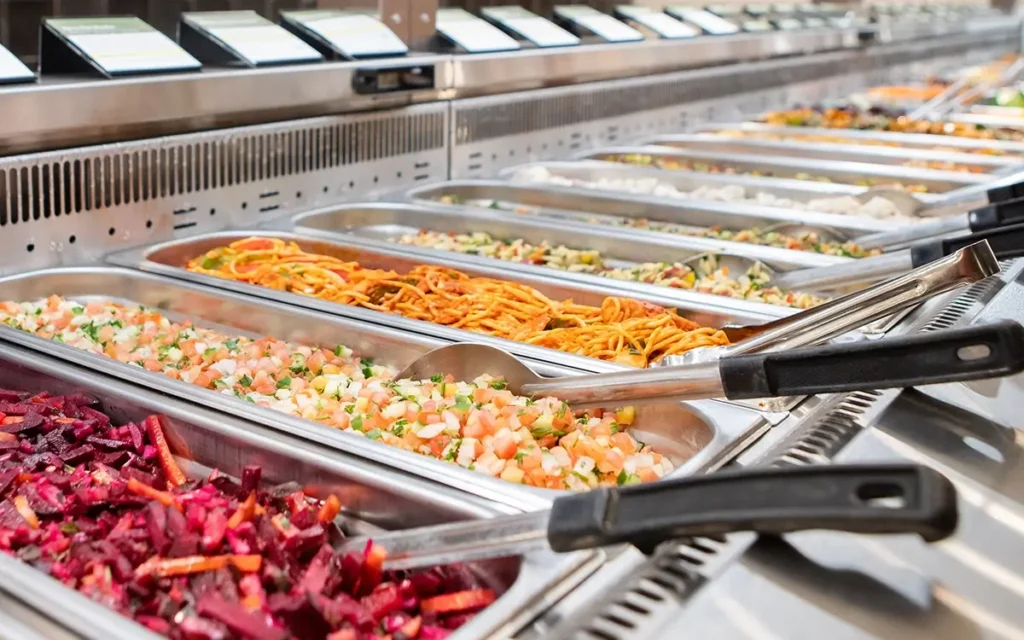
(184, 237, 730, 368)
(0, 297, 672, 490)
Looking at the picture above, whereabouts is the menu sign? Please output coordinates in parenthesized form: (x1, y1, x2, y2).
(0, 44, 34, 84)
(553, 5, 644, 42)
(480, 6, 580, 48)
(614, 6, 698, 39)
(181, 11, 322, 67)
(280, 10, 408, 59)
(665, 7, 741, 35)
(42, 17, 201, 77)
(436, 8, 521, 53)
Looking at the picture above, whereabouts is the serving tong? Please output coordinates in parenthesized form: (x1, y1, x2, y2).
(336, 463, 961, 572)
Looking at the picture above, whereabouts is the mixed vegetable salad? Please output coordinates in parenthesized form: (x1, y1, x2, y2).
(397, 229, 827, 309)
(0, 298, 667, 492)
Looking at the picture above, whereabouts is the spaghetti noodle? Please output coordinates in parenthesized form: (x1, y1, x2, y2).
(186, 237, 729, 367)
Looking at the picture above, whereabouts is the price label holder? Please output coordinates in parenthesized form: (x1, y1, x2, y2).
(179, 11, 322, 67)
(705, 4, 745, 18)
(0, 44, 35, 85)
(435, 8, 521, 53)
(613, 6, 698, 39)
(480, 6, 580, 48)
(553, 6, 644, 43)
(771, 17, 805, 30)
(740, 19, 775, 32)
(280, 10, 408, 60)
(40, 16, 201, 77)
(665, 7, 740, 35)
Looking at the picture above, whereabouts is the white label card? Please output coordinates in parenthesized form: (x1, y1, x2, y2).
(0, 45, 34, 82)
(615, 7, 698, 38)
(185, 11, 322, 64)
(481, 7, 580, 47)
(46, 17, 200, 74)
(554, 6, 644, 42)
(666, 8, 741, 35)
(285, 11, 409, 58)
(436, 9, 521, 53)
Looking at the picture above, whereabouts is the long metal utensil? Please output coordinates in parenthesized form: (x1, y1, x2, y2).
(396, 321, 1024, 407)
(857, 194, 1024, 252)
(664, 240, 996, 364)
(772, 228, 1023, 292)
(335, 463, 959, 571)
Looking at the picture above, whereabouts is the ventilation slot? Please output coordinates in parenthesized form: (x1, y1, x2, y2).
(0, 108, 446, 229)
(768, 390, 882, 468)
(920, 260, 1012, 333)
(573, 537, 726, 640)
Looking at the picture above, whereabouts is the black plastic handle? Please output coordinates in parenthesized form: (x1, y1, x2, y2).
(968, 196, 1024, 234)
(547, 464, 958, 553)
(717, 320, 1024, 400)
(985, 178, 1024, 205)
(911, 222, 1024, 266)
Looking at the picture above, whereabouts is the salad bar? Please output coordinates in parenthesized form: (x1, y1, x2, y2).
(0, 5, 1023, 640)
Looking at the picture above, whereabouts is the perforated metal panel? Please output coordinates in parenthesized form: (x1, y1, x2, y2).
(0, 103, 449, 275)
(448, 32, 1021, 178)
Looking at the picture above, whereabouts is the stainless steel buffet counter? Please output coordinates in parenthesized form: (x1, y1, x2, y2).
(0, 12, 1020, 640)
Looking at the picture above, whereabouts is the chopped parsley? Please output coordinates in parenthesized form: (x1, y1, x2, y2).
(238, 374, 253, 387)
(489, 380, 507, 390)
(366, 429, 383, 440)
(333, 345, 345, 357)
(224, 338, 239, 350)
(617, 470, 640, 486)
(276, 377, 292, 390)
(203, 347, 218, 358)
(514, 451, 527, 463)
(429, 374, 443, 384)
(360, 357, 374, 378)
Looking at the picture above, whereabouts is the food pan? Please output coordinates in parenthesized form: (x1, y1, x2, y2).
(0, 340, 602, 640)
(0, 266, 766, 512)
(632, 133, 1023, 175)
(402, 178, 907, 238)
(497, 159, 947, 212)
(574, 146, 988, 195)
(290, 201, 842, 306)
(698, 122, 1024, 156)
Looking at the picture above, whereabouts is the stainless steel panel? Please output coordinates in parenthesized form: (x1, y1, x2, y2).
(945, 111, 1024, 131)
(0, 57, 452, 155)
(445, 29, 858, 97)
(634, 133, 1024, 174)
(700, 122, 1024, 156)
(575, 146, 989, 194)
(0, 266, 767, 512)
(402, 178, 907, 237)
(0, 341, 601, 640)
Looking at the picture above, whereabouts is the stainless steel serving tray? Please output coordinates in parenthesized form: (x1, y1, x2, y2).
(290, 202, 836, 310)
(0, 266, 766, 513)
(698, 122, 1024, 156)
(401, 178, 909, 238)
(944, 111, 1024, 130)
(632, 133, 1023, 175)
(498, 159, 947, 211)
(0, 341, 602, 640)
(574, 146, 988, 195)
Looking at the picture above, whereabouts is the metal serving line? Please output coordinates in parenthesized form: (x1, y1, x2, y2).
(0, 2, 1022, 639)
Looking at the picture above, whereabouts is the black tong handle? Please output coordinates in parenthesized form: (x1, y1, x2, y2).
(717, 320, 1024, 400)
(548, 464, 958, 553)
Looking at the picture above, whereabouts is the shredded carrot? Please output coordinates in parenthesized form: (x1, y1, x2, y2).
(143, 415, 187, 488)
(271, 514, 296, 538)
(2, 416, 23, 425)
(317, 494, 341, 524)
(12, 495, 39, 529)
(227, 491, 256, 529)
(126, 478, 181, 511)
(0, 432, 16, 443)
(241, 594, 263, 610)
(135, 554, 262, 578)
